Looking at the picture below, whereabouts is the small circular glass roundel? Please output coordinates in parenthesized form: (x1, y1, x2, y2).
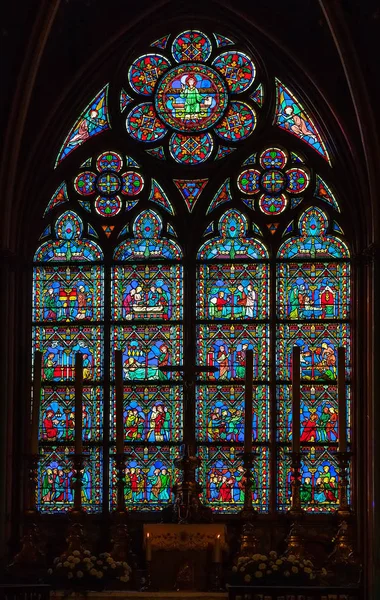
(96, 172, 122, 196)
(212, 51, 256, 94)
(96, 151, 123, 172)
(155, 63, 228, 133)
(169, 132, 213, 164)
(94, 195, 122, 217)
(237, 169, 261, 194)
(121, 171, 144, 196)
(74, 172, 96, 196)
(171, 30, 212, 63)
(259, 147, 287, 170)
(260, 169, 286, 194)
(259, 193, 287, 215)
(128, 54, 172, 96)
(126, 103, 167, 142)
(286, 168, 309, 194)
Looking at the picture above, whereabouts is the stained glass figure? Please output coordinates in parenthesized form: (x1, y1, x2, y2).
(33, 325, 103, 381)
(114, 210, 182, 260)
(277, 262, 350, 320)
(110, 386, 183, 442)
(145, 147, 166, 160)
(148, 180, 175, 215)
(35, 212, 103, 262)
(206, 179, 232, 215)
(274, 79, 331, 164)
(55, 85, 110, 167)
(151, 34, 170, 50)
(237, 169, 261, 195)
(213, 33, 235, 47)
(315, 175, 340, 212)
(250, 84, 264, 108)
(196, 385, 269, 442)
(44, 182, 69, 217)
(102, 225, 115, 238)
(33, 264, 104, 322)
(120, 89, 134, 113)
(277, 446, 344, 513)
(173, 179, 208, 212)
(267, 223, 279, 234)
(212, 51, 256, 93)
(126, 103, 167, 142)
(155, 63, 228, 133)
(166, 223, 177, 237)
(169, 132, 213, 164)
(37, 447, 102, 513)
(109, 446, 179, 511)
(197, 263, 269, 320)
(276, 384, 350, 444)
(198, 210, 269, 259)
(277, 207, 350, 259)
(171, 30, 212, 63)
(39, 225, 51, 240)
(198, 446, 269, 513)
(214, 145, 236, 161)
(39, 386, 103, 442)
(111, 325, 183, 381)
(214, 102, 256, 141)
(129, 54, 172, 95)
(112, 264, 183, 321)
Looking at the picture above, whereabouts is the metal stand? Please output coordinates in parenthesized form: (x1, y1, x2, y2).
(237, 450, 259, 557)
(62, 452, 90, 557)
(284, 451, 306, 559)
(110, 453, 131, 562)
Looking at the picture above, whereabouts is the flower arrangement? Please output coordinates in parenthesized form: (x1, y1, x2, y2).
(231, 552, 327, 586)
(47, 550, 131, 591)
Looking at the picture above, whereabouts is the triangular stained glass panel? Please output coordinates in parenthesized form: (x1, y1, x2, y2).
(282, 220, 294, 237)
(80, 157, 92, 168)
(78, 199, 91, 213)
(55, 84, 110, 167)
(87, 224, 98, 238)
(39, 225, 51, 240)
(290, 151, 304, 164)
(214, 145, 237, 161)
(118, 224, 129, 238)
(173, 179, 208, 212)
(252, 223, 263, 237)
(242, 198, 255, 210)
(43, 182, 69, 217)
(213, 33, 235, 47)
(274, 79, 331, 164)
(266, 222, 279, 234)
(145, 146, 166, 160)
(148, 180, 175, 215)
(314, 175, 340, 212)
(125, 199, 139, 211)
(332, 220, 344, 234)
(290, 196, 304, 209)
(242, 153, 256, 166)
(120, 88, 134, 113)
(206, 178, 232, 215)
(125, 156, 140, 168)
(203, 222, 214, 237)
(167, 223, 177, 237)
(102, 225, 115, 238)
(250, 84, 264, 108)
(151, 34, 170, 49)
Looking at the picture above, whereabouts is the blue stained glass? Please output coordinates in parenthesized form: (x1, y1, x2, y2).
(145, 147, 166, 160)
(167, 223, 177, 237)
(206, 179, 232, 215)
(242, 153, 256, 166)
(39, 225, 51, 240)
(315, 175, 340, 212)
(213, 33, 235, 47)
(332, 221, 344, 234)
(282, 220, 294, 236)
(290, 197, 304, 209)
(203, 222, 214, 237)
(120, 89, 133, 113)
(114, 210, 182, 260)
(149, 180, 175, 215)
(87, 224, 98, 238)
(125, 156, 140, 168)
(241, 198, 255, 211)
(198, 209, 268, 259)
(118, 224, 129, 239)
(44, 182, 69, 217)
(214, 146, 237, 161)
(78, 199, 91, 213)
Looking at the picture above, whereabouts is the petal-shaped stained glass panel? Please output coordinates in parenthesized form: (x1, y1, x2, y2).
(126, 103, 167, 142)
(212, 51, 256, 93)
(214, 102, 256, 141)
(169, 132, 213, 164)
(171, 30, 212, 63)
(128, 54, 171, 95)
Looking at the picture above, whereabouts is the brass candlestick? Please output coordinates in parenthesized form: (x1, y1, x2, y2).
(110, 453, 131, 563)
(336, 450, 352, 520)
(284, 451, 306, 559)
(62, 452, 90, 557)
(237, 450, 259, 556)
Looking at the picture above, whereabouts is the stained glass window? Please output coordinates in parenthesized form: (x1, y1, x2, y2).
(34, 27, 352, 518)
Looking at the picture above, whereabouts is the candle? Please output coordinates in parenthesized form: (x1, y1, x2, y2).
(292, 345, 301, 454)
(213, 534, 222, 563)
(244, 349, 254, 455)
(31, 351, 43, 455)
(338, 347, 347, 453)
(115, 350, 124, 455)
(146, 532, 152, 561)
(74, 353, 83, 455)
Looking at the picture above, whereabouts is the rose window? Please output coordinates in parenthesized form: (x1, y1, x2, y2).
(237, 147, 310, 215)
(124, 30, 259, 165)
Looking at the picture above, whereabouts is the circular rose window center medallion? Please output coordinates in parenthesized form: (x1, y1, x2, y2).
(155, 63, 228, 133)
